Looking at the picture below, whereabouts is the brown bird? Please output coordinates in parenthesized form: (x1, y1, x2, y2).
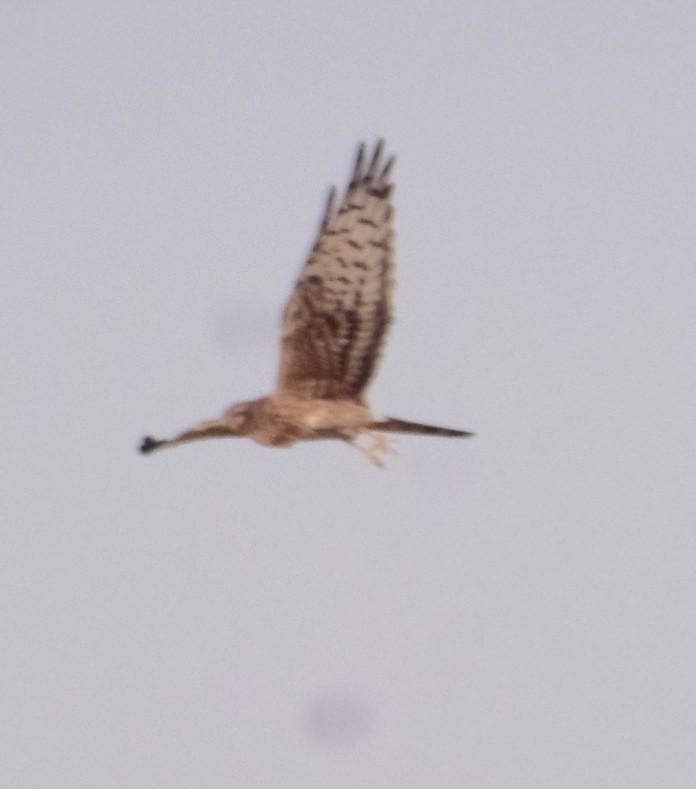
(140, 140, 473, 465)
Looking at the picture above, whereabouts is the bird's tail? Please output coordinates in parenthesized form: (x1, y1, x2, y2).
(370, 417, 474, 438)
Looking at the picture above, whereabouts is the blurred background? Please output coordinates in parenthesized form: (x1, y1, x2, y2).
(3, 2, 696, 786)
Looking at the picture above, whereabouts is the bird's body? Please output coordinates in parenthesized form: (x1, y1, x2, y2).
(140, 141, 473, 465)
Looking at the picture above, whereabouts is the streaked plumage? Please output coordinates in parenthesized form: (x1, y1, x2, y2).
(140, 141, 473, 465)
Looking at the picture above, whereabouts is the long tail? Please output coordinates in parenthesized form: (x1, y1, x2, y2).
(371, 417, 475, 438)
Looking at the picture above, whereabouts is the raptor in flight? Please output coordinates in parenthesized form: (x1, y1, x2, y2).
(140, 141, 473, 465)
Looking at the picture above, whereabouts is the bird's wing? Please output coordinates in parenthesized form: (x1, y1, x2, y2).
(277, 140, 396, 402)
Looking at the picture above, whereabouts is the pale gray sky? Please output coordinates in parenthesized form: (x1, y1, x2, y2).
(4, 2, 696, 787)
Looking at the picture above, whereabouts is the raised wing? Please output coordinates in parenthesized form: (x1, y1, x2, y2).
(277, 140, 396, 402)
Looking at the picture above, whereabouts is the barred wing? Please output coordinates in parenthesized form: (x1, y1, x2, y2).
(277, 140, 396, 402)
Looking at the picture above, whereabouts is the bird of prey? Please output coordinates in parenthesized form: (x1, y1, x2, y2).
(140, 140, 473, 465)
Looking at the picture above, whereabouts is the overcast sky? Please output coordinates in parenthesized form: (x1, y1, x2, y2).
(4, 2, 696, 787)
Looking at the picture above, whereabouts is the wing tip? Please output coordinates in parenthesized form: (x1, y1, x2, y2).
(320, 186, 337, 230)
(140, 435, 166, 454)
(351, 141, 367, 184)
(351, 139, 395, 189)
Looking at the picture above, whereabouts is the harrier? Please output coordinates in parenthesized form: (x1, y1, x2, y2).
(140, 141, 473, 465)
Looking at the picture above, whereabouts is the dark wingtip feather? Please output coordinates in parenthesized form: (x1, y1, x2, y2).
(139, 436, 165, 454)
(380, 154, 396, 183)
(366, 139, 385, 181)
(320, 186, 337, 230)
(351, 142, 366, 184)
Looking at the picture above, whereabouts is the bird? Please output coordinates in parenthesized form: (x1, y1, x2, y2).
(140, 140, 473, 466)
